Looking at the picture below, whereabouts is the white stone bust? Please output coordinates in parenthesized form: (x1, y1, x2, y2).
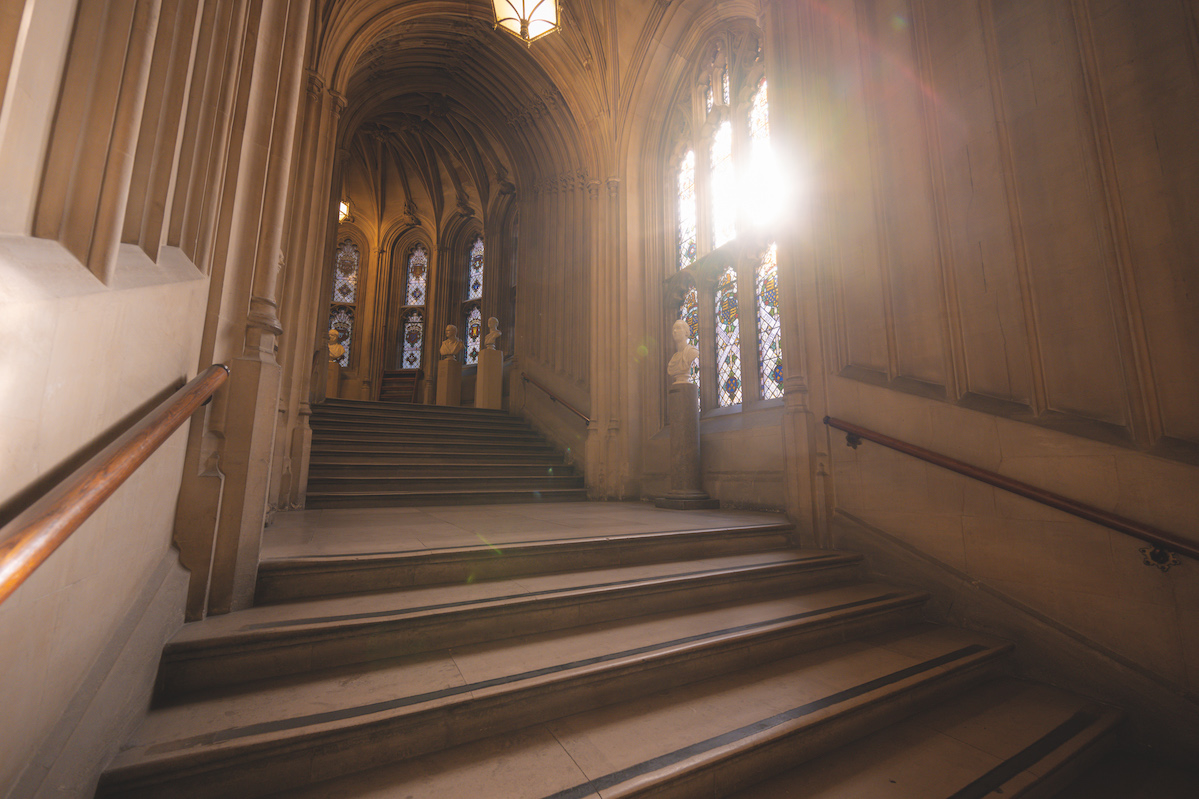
(484, 317, 501, 349)
(440, 324, 464, 360)
(667, 319, 699, 384)
(327, 329, 345, 362)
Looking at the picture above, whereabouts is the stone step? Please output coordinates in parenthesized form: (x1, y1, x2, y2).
(101, 624, 1008, 799)
(255, 522, 795, 603)
(305, 474, 586, 494)
(99, 606, 978, 799)
(728, 679, 1121, 799)
(309, 429, 551, 448)
(309, 439, 558, 456)
(156, 550, 863, 695)
(304, 487, 589, 508)
(307, 452, 570, 467)
(310, 413, 532, 433)
(317, 399, 511, 418)
(304, 462, 576, 478)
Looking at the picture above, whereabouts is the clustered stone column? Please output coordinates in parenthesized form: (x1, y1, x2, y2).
(656, 320, 719, 509)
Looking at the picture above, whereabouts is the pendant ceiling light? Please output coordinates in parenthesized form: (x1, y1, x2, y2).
(492, 0, 560, 45)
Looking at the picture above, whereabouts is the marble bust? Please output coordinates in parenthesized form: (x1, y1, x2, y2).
(484, 317, 501, 349)
(667, 319, 698, 384)
(440, 324, 464, 360)
(327, 329, 344, 362)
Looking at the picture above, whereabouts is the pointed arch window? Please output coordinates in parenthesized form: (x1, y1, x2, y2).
(715, 266, 742, 407)
(679, 286, 701, 391)
(670, 31, 782, 412)
(677, 150, 697, 270)
(710, 120, 735, 248)
(757, 243, 783, 399)
(463, 236, 484, 365)
(328, 240, 359, 367)
(465, 305, 483, 365)
(467, 236, 485, 301)
(402, 309, 424, 369)
(406, 244, 428, 306)
(394, 242, 429, 371)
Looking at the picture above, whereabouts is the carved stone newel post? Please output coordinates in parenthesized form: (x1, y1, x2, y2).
(656, 320, 719, 509)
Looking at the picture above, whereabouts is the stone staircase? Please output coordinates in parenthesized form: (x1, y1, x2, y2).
(307, 399, 587, 508)
(95, 499, 1123, 798)
(378, 370, 422, 403)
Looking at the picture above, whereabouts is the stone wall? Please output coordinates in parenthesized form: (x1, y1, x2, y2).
(811, 0, 1199, 697)
(0, 242, 207, 793)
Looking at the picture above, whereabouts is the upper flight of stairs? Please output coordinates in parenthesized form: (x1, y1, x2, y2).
(95, 505, 1124, 799)
(307, 398, 586, 508)
(379, 370, 421, 403)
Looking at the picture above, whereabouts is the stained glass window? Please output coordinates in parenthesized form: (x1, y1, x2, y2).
(749, 78, 769, 145)
(329, 306, 354, 367)
(715, 266, 742, 406)
(467, 236, 484, 300)
(402, 309, 423, 369)
(332, 240, 359, 304)
(465, 305, 482, 365)
(711, 120, 735, 247)
(677, 151, 697, 270)
(679, 286, 701, 391)
(406, 245, 428, 306)
(721, 64, 730, 105)
(757, 243, 783, 399)
(705, 79, 714, 113)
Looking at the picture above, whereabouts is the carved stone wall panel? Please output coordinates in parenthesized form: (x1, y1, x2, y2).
(829, 0, 891, 376)
(990, 0, 1128, 426)
(858, 0, 947, 388)
(919, 0, 1034, 406)
(1088, 0, 1199, 445)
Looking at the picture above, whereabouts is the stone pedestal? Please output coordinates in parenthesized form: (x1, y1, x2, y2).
(436, 358, 462, 406)
(655, 381, 719, 509)
(476, 348, 503, 409)
(326, 361, 340, 399)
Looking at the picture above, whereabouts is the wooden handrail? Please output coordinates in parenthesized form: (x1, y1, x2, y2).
(521, 373, 591, 423)
(824, 416, 1198, 563)
(0, 364, 230, 606)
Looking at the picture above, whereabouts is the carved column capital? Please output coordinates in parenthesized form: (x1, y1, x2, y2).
(305, 71, 325, 101)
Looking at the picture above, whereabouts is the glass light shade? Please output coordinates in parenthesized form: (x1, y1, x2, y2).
(493, 0, 559, 44)
(338, 200, 349, 222)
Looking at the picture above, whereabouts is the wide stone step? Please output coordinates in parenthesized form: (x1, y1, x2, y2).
(317, 399, 512, 418)
(308, 452, 570, 467)
(305, 475, 585, 494)
(310, 414, 533, 433)
(305, 462, 576, 479)
(255, 521, 796, 603)
(310, 428, 549, 445)
(728, 679, 1121, 799)
(155, 550, 863, 695)
(309, 439, 558, 455)
(304, 487, 589, 508)
(97, 599, 957, 799)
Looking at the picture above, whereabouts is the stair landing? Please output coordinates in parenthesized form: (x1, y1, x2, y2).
(262, 502, 789, 559)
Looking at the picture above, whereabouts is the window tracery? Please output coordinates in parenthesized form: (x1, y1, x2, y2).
(328, 239, 360, 367)
(464, 236, 484, 365)
(668, 28, 783, 412)
(715, 267, 742, 406)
